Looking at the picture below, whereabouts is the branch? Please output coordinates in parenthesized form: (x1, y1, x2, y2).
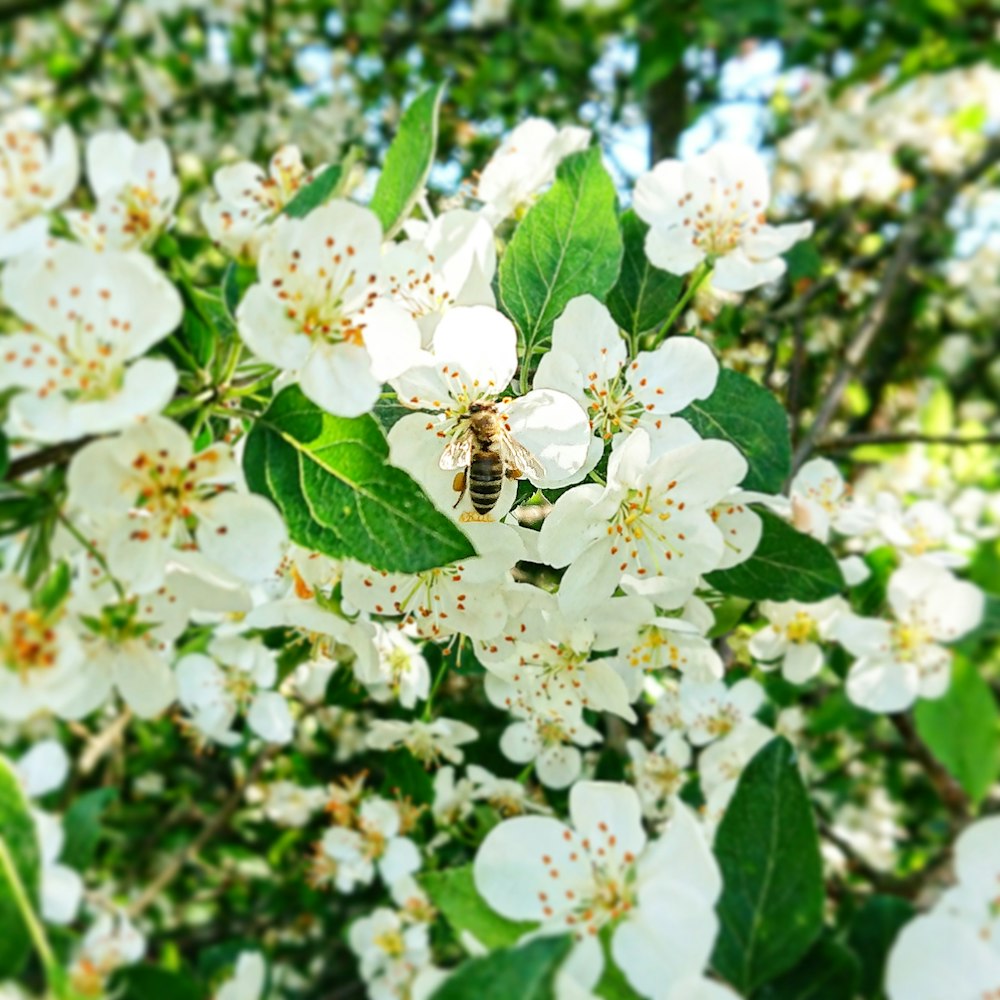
(57, 0, 129, 92)
(791, 137, 1000, 471)
(820, 431, 1000, 450)
(127, 746, 277, 918)
(890, 713, 970, 820)
(5, 437, 93, 481)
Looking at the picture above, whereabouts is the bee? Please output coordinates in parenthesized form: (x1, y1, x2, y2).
(439, 402, 544, 518)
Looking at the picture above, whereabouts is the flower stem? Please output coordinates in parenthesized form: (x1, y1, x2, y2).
(0, 834, 57, 976)
(654, 260, 713, 343)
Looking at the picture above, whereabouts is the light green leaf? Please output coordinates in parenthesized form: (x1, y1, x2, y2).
(370, 83, 445, 239)
(712, 737, 825, 994)
(430, 935, 572, 1000)
(679, 369, 791, 493)
(498, 147, 623, 362)
(706, 509, 845, 602)
(282, 163, 345, 220)
(243, 386, 474, 572)
(0, 756, 42, 978)
(606, 209, 681, 338)
(915, 655, 1000, 803)
(419, 864, 536, 949)
(62, 788, 118, 871)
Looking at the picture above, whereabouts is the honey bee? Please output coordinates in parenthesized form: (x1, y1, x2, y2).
(439, 402, 545, 518)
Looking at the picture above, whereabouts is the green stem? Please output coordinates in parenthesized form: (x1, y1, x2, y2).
(422, 650, 454, 721)
(0, 835, 57, 975)
(55, 509, 125, 600)
(654, 260, 713, 343)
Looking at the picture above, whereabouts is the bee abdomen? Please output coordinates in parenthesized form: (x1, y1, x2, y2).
(469, 454, 503, 515)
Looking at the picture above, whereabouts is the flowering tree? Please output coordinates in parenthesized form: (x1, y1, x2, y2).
(0, 3, 998, 1000)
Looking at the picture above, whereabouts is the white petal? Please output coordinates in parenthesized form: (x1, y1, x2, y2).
(196, 492, 287, 583)
(247, 692, 294, 744)
(299, 341, 381, 417)
(506, 388, 592, 486)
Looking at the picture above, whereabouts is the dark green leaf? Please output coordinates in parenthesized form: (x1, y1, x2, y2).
(712, 737, 824, 993)
(753, 936, 859, 1000)
(381, 748, 434, 805)
(847, 895, 914, 999)
(606, 210, 681, 337)
(784, 240, 823, 282)
(61, 788, 118, 871)
(370, 83, 445, 239)
(679, 369, 791, 493)
(0, 432, 8, 480)
(430, 935, 571, 1000)
(282, 163, 345, 220)
(498, 147, 623, 360)
(915, 655, 1000, 803)
(0, 757, 42, 978)
(419, 864, 536, 949)
(706, 509, 845, 602)
(222, 261, 258, 321)
(243, 386, 474, 572)
(113, 966, 206, 1000)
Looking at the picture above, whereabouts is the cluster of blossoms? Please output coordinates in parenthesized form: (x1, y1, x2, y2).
(0, 71, 995, 1000)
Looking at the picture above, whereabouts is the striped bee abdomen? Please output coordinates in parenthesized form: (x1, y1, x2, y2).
(469, 452, 503, 515)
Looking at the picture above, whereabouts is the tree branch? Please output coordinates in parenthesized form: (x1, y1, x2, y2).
(820, 431, 1000, 450)
(5, 437, 93, 481)
(890, 713, 970, 820)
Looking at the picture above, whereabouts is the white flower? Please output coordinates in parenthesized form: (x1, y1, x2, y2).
(384, 209, 497, 345)
(66, 131, 179, 251)
(347, 907, 433, 993)
(476, 118, 590, 223)
(0, 122, 77, 259)
(69, 910, 146, 996)
(498, 713, 602, 790)
(679, 678, 764, 746)
(789, 458, 870, 542)
(357, 625, 431, 709)
(886, 817, 1000, 1000)
(627, 733, 691, 821)
(236, 200, 422, 416)
(341, 522, 525, 642)
(875, 496, 970, 567)
(538, 428, 749, 612)
(366, 717, 478, 765)
(202, 145, 319, 259)
(837, 560, 984, 713)
(698, 720, 774, 801)
(432, 766, 477, 825)
(216, 952, 266, 1000)
(749, 597, 847, 684)
(0, 242, 181, 442)
(389, 306, 592, 521)
(634, 141, 812, 292)
(468, 763, 547, 817)
(67, 417, 287, 593)
(474, 781, 722, 998)
(533, 295, 718, 477)
(177, 636, 294, 746)
(0, 574, 84, 721)
(262, 780, 327, 827)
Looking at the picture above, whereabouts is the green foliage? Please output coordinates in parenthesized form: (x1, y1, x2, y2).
(915, 655, 1000, 803)
(61, 788, 118, 871)
(499, 147, 622, 363)
(0, 431, 8, 479)
(429, 935, 572, 1000)
(113, 966, 206, 1000)
(847, 895, 914, 1000)
(370, 83, 446, 239)
(0, 757, 42, 979)
(712, 737, 825, 994)
(282, 164, 345, 219)
(753, 936, 860, 1000)
(606, 210, 682, 338)
(679, 369, 791, 494)
(243, 386, 474, 572)
(381, 748, 434, 805)
(418, 864, 536, 949)
(706, 509, 845, 602)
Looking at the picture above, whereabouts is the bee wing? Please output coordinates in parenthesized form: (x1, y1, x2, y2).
(439, 431, 474, 471)
(499, 433, 546, 480)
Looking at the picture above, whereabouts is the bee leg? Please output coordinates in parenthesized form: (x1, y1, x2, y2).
(452, 469, 467, 509)
(506, 466, 522, 480)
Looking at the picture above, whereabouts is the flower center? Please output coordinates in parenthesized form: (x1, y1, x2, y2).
(584, 372, 643, 440)
(1, 605, 59, 675)
(373, 930, 406, 957)
(784, 612, 816, 644)
(891, 622, 929, 659)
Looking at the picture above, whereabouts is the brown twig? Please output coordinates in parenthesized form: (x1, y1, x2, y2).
(820, 431, 1000, 450)
(5, 437, 93, 481)
(890, 713, 971, 820)
(127, 745, 278, 918)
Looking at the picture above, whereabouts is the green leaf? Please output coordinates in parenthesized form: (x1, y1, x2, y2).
(706, 509, 845, 602)
(847, 895, 914, 1000)
(606, 210, 681, 338)
(0, 431, 8, 480)
(61, 788, 118, 871)
(0, 756, 42, 978)
(282, 163, 345, 220)
(915, 655, 1000, 803)
(784, 240, 823, 282)
(370, 83, 445, 239)
(679, 369, 791, 493)
(753, 936, 860, 1000)
(113, 966, 206, 1000)
(419, 864, 536, 949)
(381, 748, 434, 805)
(712, 737, 824, 994)
(498, 147, 623, 361)
(429, 935, 571, 1000)
(243, 386, 474, 573)
(222, 261, 258, 321)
